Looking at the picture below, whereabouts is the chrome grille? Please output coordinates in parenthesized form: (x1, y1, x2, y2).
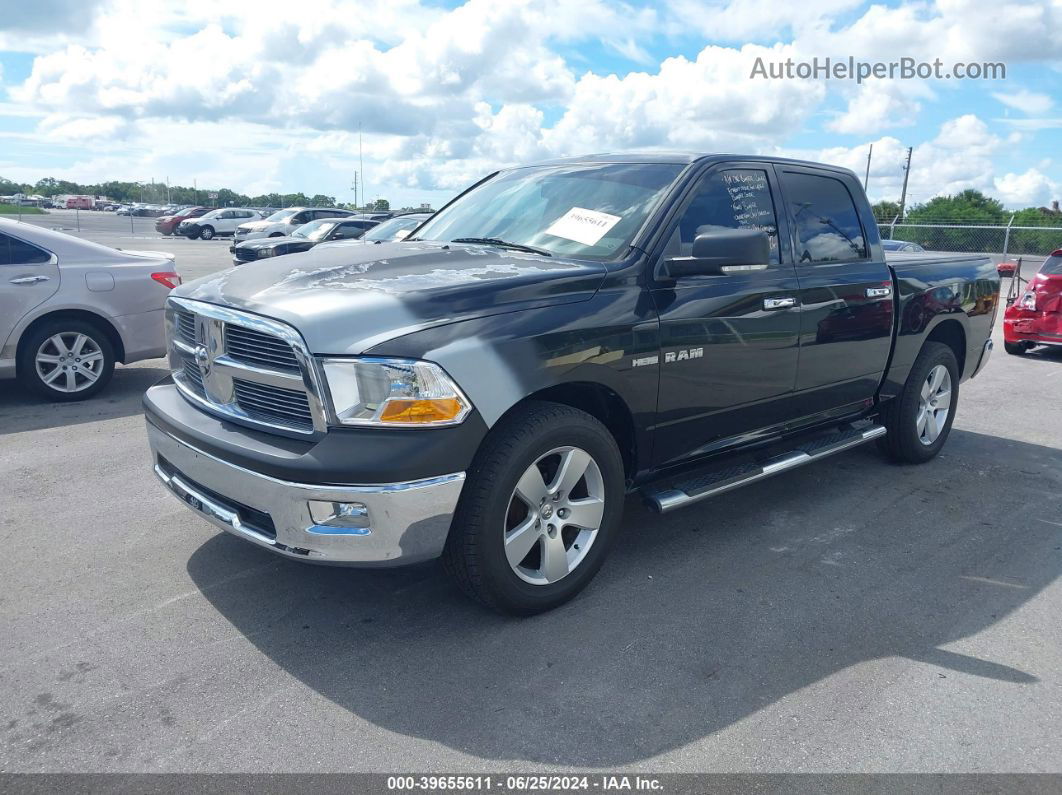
(166, 297, 326, 436)
(182, 360, 205, 394)
(175, 310, 197, 345)
(233, 379, 313, 430)
(225, 326, 300, 371)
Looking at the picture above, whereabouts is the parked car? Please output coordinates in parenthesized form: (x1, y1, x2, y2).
(145, 153, 999, 614)
(0, 218, 180, 400)
(347, 212, 431, 244)
(1003, 248, 1062, 354)
(233, 207, 355, 244)
(178, 208, 263, 240)
(881, 239, 925, 252)
(156, 206, 210, 236)
(230, 217, 380, 265)
(115, 206, 133, 215)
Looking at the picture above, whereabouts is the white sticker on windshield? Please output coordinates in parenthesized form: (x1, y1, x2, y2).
(544, 207, 622, 247)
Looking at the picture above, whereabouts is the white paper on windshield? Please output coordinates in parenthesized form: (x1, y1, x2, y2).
(544, 207, 622, 247)
(394, 229, 411, 239)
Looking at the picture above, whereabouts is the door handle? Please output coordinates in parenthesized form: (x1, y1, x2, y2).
(763, 296, 797, 310)
(866, 286, 892, 298)
(9, 276, 50, 285)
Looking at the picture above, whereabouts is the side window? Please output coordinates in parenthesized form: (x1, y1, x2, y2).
(1, 234, 50, 265)
(314, 210, 339, 219)
(291, 212, 310, 224)
(781, 172, 868, 263)
(667, 169, 780, 263)
(333, 224, 363, 239)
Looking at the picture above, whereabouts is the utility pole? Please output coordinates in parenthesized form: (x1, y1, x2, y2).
(863, 144, 873, 191)
(352, 172, 359, 210)
(359, 123, 364, 211)
(898, 146, 913, 220)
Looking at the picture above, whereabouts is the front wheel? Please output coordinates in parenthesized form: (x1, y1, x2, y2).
(199, 225, 215, 240)
(443, 401, 625, 615)
(878, 341, 959, 463)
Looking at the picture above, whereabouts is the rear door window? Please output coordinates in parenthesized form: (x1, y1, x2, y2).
(0, 233, 51, 265)
(780, 171, 868, 263)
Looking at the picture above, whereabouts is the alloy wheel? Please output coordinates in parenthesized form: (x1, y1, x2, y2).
(916, 364, 951, 446)
(503, 446, 606, 586)
(34, 333, 105, 394)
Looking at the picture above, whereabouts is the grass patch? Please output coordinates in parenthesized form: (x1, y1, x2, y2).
(0, 204, 45, 215)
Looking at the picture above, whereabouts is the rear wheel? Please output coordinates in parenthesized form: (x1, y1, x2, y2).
(878, 341, 959, 463)
(1004, 341, 1030, 355)
(443, 401, 625, 615)
(17, 319, 115, 401)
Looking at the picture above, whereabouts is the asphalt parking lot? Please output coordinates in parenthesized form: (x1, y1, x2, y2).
(1, 211, 1061, 773)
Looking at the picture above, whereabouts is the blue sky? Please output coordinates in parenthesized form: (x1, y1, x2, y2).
(0, 0, 1059, 209)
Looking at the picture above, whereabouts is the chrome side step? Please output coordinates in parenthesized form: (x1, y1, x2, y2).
(643, 424, 887, 513)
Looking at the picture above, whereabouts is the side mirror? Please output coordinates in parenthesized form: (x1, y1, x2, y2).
(665, 228, 771, 277)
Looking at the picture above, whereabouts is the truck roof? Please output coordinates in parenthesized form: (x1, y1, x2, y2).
(521, 152, 857, 174)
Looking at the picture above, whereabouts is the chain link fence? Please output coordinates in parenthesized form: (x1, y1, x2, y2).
(872, 214, 1062, 273)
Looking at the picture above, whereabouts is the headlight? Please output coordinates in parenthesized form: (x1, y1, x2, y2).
(257, 248, 277, 258)
(320, 357, 471, 427)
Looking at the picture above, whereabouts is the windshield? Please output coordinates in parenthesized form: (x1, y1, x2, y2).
(1039, 254, 1062, 275)
(265, 209, 299, 222)
(292, 219, 337, 241)
(413, 163, 685, 259)
(364, 216, 424, 241)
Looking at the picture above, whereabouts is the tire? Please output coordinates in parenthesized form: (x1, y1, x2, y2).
(199, 225, 215, 240)
(878, 341, 959, 464)
(17, 319, 116, 401)
(442, 401, 625, 615)
(1004, 341, 1030, 355)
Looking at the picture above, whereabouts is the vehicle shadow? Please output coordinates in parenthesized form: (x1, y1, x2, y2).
(1021, 345, 1062, 364)
(186, 429, 1059, 765)
(0, 363, 168, 435)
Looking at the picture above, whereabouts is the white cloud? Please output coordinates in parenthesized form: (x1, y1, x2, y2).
(993, 89, 1055, 115)
(826, 80, 932, 134)
(3, 0, 1061, 207)
(994, 167, 1060, 206)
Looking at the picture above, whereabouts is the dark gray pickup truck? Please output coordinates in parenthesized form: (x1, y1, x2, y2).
(144, 153, 1000, 614)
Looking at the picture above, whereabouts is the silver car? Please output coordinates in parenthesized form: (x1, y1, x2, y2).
(0, 218, 179, 401)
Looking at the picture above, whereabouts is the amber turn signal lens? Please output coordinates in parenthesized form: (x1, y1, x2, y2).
(378, 398, 466, 424)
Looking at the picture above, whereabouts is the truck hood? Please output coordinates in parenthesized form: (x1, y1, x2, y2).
(175, 240, 606, 354)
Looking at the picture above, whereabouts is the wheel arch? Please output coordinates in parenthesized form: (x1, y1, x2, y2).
(924, 318, 967, 377)
(500, 381, 638, 481)
(16, 309, 126, 372)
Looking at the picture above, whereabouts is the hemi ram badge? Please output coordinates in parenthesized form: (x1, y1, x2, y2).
(664, 348, 703, 363)
(632, 355, 659, 368)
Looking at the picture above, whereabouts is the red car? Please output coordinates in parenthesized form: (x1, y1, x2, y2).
(1003, 248, 1062, 354)
(155, 206, 209, 236)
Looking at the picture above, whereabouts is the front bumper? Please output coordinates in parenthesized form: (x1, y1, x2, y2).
(147, 420, 465, 566)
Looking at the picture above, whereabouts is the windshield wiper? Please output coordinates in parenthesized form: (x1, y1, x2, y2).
(450, 237, 552, 256)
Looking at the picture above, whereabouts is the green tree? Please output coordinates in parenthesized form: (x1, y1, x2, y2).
(373, 198, 390, 211)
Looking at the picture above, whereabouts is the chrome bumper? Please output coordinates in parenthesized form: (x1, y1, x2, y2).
(147, 421, 464, 566)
